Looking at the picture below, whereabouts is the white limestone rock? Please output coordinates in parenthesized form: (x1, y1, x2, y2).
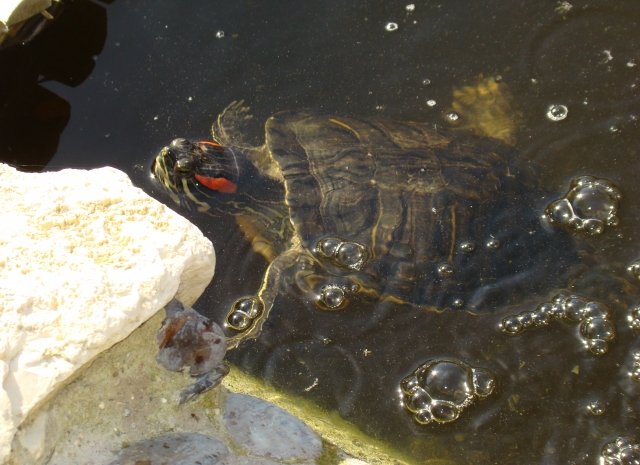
(0, 163, 215, 462)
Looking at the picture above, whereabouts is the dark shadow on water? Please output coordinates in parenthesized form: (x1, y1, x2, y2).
(0, 0, 108, 171)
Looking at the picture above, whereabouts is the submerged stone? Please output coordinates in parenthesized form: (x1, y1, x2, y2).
(107, 433, 229, 465)
(223, 393, 322, 461)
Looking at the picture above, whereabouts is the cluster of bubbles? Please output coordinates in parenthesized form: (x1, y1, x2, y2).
(500, 292, 616, 355)
(601, 436, 640, 465)
(544, 176, 621, 235)
(316, 236, 368, 271)
(588, 400, 606, 416)
(226, 297, 263, 331)
(400, 359, 495, 425)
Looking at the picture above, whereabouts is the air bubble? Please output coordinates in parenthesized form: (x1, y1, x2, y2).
(427, 99, 436, 107)
(546, 199, 573, 224)
(318, 285, 346, 309)
(235, 297, 262, 318)
(407, 389, 431, 412)
(501, 316, 523, 335)
(406, 4, 415, 11)
(584, 302, 609, 319)
(572, 186, 616, 220)
(533, 311, 550, 326)
(588, 400, 605, 416)
(460, 240, 476, 252)
(318, 237, 341, 257)
(629, 260, 640, 279)
(583, 219, 604, 235)
(581, 317, 615, 342)
(227, 312, 250, 330)
(445, 112, 460, 123)
(401, 359, 494, 425)
(336, 242, 366, 269)
(588, 339, 608, 355)
(453, 298, 465, 308)
(565, 297, 587, 322)
(472, 369, 495, 397)
(430, 401, 459, 423)
(486, 238, 501, 249)
(437, 262, 454, 277)
(546, 104, 568, 121)
(422, 78, 431, 85)
(519, 311, 534, 328)
(215, 30, 225, 39)
(385, 22, 399, 32)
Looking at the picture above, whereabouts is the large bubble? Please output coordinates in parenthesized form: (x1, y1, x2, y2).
(544, 176, 621, 235)
(400, 359, 495, 425)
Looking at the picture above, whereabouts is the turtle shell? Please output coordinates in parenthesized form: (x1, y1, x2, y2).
(265, 110, 578, 312)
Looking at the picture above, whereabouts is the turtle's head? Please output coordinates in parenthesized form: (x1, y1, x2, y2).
(152, 138, 240, 196)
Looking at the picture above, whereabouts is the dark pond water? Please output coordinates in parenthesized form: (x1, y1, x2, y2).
(3, 0, 640, 464)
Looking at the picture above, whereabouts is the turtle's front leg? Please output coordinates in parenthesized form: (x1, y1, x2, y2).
(213, 100, 255, 148)
(225, 239, 303, 349)
(214, 101, 284, 182)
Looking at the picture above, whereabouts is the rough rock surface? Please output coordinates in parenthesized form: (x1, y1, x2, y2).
(7, 309, 363, 465)
(107, 432, 230, 465)
(224, 394, 323, 462)
(0, 164, 215, 462)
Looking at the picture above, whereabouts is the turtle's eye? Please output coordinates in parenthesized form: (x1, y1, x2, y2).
(174, 157, 197, 177)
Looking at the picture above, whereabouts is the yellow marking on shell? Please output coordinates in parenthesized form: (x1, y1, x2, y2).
(329, 118, 361, 140)
(448, 205, 456, 262)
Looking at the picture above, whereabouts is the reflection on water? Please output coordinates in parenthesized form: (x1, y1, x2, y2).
(0, 0, 107, 171)
(3, 0, 640, 464)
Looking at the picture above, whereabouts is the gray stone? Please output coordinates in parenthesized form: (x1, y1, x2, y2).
(234, 458, 301, 465)
(107, 432, 229, 465)
(223, 394, 322, 461)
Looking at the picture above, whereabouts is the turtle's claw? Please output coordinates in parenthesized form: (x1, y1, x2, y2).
(178, 363, 230, 405)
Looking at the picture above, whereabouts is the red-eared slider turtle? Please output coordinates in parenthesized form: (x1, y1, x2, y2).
(153, 77, 588, 350)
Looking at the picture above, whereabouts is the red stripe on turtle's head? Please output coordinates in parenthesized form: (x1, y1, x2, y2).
(194, 174, 237, 193)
